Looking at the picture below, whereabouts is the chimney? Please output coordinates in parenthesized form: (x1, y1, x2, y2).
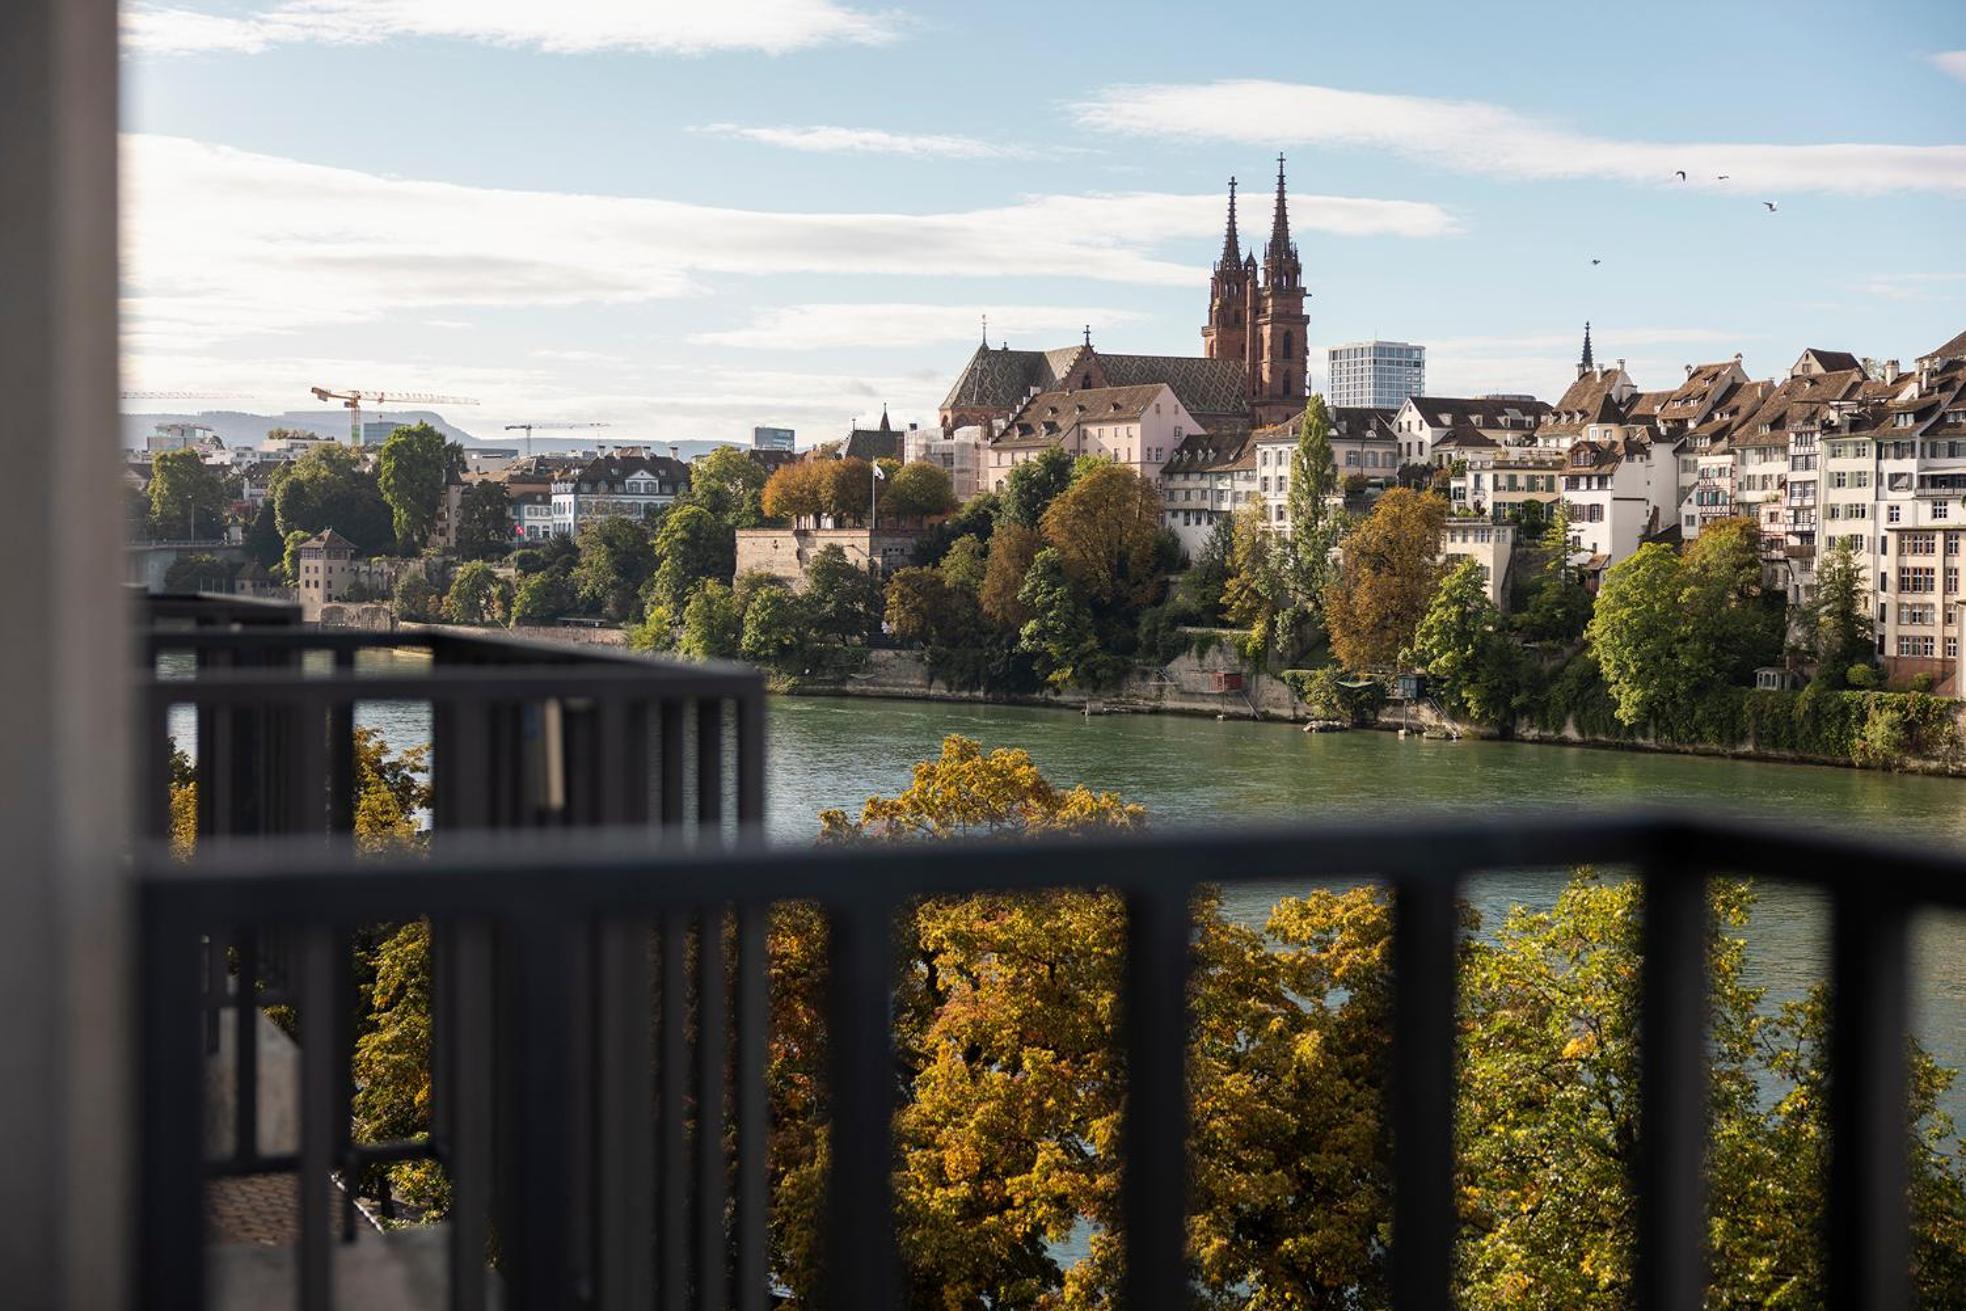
(1616, 358, 1626, 375)
(1684, 364, 1695, 377)
(1884, 359, 1901, 383)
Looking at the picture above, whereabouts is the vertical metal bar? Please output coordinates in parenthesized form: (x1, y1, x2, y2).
(512, 913, 577, 1310)
(1827, 894, 1910, 1311)
(1122, 886, 1190, 1311)
(735, 693, 765, 834)
(696, 699, 725, 841)
(661, 913, 690, 1311)
(234, 934, 260, 1166)
(659, 699, 685, 835)
(446, 920, 493, 1311)
(1390, 876, 1457, 1311)
(138, 899, 206, 1308)
(204, 926, 228, 1056)
(735, 902, 769, 1311)
(328, 648, 356, 836)
(595, 917, 656, 1311)
(825, 898, 895, 1311)
(333, 927, 358, 1242)
(697, 907, 729, 1311)
(288, 689, 329, 838)
(1636, 856, 1708, 1311)
(141, 683, 173, 841)
(297, 926, 337, 1311)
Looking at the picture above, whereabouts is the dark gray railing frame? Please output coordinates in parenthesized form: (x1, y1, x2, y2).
(139, 811, 1961, 1311)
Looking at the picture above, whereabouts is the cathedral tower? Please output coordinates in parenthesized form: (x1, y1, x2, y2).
(1251, 154, 1308, 421)
(1201, 177, 1250, 367)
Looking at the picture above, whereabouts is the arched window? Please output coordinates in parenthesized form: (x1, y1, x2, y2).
(1281, 331, 1293, 358)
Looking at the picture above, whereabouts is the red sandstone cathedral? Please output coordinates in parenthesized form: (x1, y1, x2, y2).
(941, 157, 1309, 433)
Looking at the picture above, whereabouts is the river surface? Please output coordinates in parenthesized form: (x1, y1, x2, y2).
(169, 677, 1966, 1131)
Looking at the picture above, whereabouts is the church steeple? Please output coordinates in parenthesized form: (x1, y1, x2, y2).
(1263, 154, 1300, 291)
(1579, 321, 1595, 378)
(1217, 177, 1241, 269)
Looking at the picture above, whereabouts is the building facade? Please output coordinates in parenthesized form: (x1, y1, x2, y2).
(549, 451, 690, 537)
(1200, 159, 1310, 427)
(1326, 341, 1425, 409)
(986, 383, 1198, 492)
(753, 426, 795, 452)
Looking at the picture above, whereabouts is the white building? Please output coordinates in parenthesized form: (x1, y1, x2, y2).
(1248, 405, 1397, 532)
(549, 451, 690, 537)
(904, 424, 990, 502)
(1561, 434, 1681, 579)
(986, 383, 1198, 492)
(1392, 395, 1552, 467)
(1449, 447, 1564, 524)
(1441, 521, 1516, 608)
(1326, 340, 1425, 410)
(1159, 432, 1254, 558)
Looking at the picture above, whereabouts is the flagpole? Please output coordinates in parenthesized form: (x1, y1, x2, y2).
(871, 453, 878, 533)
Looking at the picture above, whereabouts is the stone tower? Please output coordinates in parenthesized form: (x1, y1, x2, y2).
(1251, 154, 1308, 421)
(1201, 176, 1250, 368)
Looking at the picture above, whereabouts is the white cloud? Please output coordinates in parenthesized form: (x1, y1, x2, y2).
(121, 134, 1457, 349)
(1855, 272, 1966, 303)
(1073, 80, 1966, 195)
(123, 0, 903, 57)
(692, 303, 1148, 350)
(695, 124, 1032, 160)
(1934, 52, 1966, 84)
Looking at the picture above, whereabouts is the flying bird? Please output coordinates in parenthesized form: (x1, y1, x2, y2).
(1763, 200, 1779, 212)
(1591, 258, 1602, 265)
(1715, 174, 1730, 180)
(1674, 170, 1686, 180)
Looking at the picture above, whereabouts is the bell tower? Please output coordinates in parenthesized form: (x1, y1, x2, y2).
(1251, 153, 1308, 422)
(1201, 177, 1250, 367)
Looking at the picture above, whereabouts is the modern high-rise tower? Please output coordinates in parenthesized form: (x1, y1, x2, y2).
(1325, 340, 1426, 409)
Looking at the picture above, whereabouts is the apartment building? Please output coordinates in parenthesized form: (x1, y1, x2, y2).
(1449, 447, 1564, 523)
(1246, 405, 1397, 532)
(1441, 521, 1516, 608)
(1391, 395, 1552, 466)
(1160, 431, 1255, 557)
(1326, 340, 1425, 409)
(549, 450, 690, 537)
(987, 383, 1198, 491)
(1561, 434, 1681, 579)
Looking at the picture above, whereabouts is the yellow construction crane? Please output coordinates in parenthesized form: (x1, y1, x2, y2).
(503, 420, 611, 459)
(308, 386, 480, 446)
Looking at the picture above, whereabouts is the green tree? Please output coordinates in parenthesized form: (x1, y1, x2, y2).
(762, 460, 830, 524)
(1178, 514, 1235, 623)
(648, 503, 736, 616)
(270, 443, 394, 551)
(677, 579, 744, 660)
(685, 445, 768, 530)
(1282, 394, 1342, 616)
(883, 461, 959, 520)
(242, 499, 284, 570)
(996, 445, 1075, 530)
(279, 529, 311, 585)
(1683, 515, 1785, 684)
(1221, 501, 1287, 661)
(572, 515, 657, 619)
(740, 583, 810, 668)
(443, 560, 511, 625)
(1408, 559, 1528, 728)
(1322, 488, 1448, 671)
(938, 535, 988, 594)
(390, 570, 440, 622)
(884, 567, 961, 646)
(912, 494, 1000, 567)
(147, 447, 230, 539)
(162, 552, 238, 593)
(376, 421, 451, 548)
(453, 480, 513, 560)
(1016, 547, 1112, 689)
(1587, 542, 1702, 728)
(509, 569, 574, 626)
(1800, 541, 1876, 686)
(803, 544, 882, 644)
(828, 457, 875, 523)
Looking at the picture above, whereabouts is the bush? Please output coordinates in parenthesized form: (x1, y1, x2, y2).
(1281, 667, 1387, 726)
(1845, 663, 1879, 689)
(391, 571, 440, 623)
(1533, 654, 1629, 740)
(1910, 672, 1935, 694)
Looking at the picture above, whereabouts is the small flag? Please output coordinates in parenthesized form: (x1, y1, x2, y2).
(872, 463, 886, 480)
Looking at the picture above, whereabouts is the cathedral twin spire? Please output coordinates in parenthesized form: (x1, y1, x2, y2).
(1216, 155, 1297, 286)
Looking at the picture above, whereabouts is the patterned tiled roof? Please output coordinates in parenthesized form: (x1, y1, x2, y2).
(941, 343, 1248, 423)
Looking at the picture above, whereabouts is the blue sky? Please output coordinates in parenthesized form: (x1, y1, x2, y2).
(122, 0, 1966, 444)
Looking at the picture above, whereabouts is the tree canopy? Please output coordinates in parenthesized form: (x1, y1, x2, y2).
(685, 445, 768, 530)
(147, 447, 231, 540)
(452, 480, 513, 560)
(997, 446, 1076, 530)
(376, 421, 450, 549)
(647, 503, 736, 616)
(572, 515, 658, 620)
(1038, 462, 1164, 609)
(271, 443, 394, 551)
(883, 460, 959, 520)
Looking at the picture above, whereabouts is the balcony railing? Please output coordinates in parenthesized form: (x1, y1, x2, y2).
(134, 598, 1962, 1311)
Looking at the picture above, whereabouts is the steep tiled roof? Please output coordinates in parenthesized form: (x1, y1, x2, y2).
(942, 343, 1247, 424)
(1161, 430, 1253, 475)
(299, 529, 358, 552)
(1796, 348, 1861, 375)
(1918, 330, 1966, 368)
(1250, 405, 1397, 444)
(842, 429, 903, 462)
(1000, 384, 1172, 446)
(1404, 395, 1552, 432)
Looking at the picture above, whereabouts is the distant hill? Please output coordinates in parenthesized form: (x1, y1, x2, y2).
(122, 409, 480, 450)
(121, 410, 745, 464)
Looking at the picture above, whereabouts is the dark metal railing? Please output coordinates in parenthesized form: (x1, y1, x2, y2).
(137, 810, 1966, 1311)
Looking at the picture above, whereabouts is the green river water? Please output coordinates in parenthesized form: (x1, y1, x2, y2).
(171, 684, 1966, 1131)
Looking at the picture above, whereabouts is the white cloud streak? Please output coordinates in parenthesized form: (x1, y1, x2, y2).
(121, 134, 1458, 348)
(695, 124, 1033, 159)
(1934, 52, 1966, 84)
(1073, 79, 1966, 195)
(123, 0, 903, 57)
(692, 303, 1148, 350)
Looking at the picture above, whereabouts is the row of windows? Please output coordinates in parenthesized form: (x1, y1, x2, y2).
(1892, 635, 1960, 659)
